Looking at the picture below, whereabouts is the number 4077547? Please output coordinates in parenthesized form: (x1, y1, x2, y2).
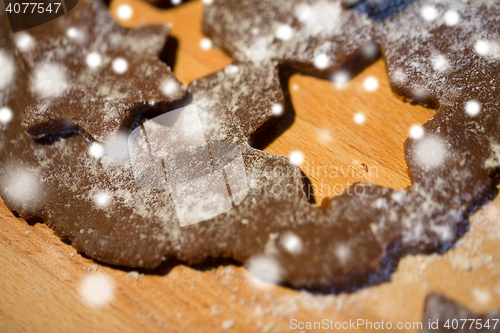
(5, 2, 61, 14)
(444, 318, 498, 330)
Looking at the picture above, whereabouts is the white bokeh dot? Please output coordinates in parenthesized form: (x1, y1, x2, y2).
(67, 27, 79, 38)
(33, 63, 68, 98)
(246, 255, 281, 284)
(15, 33, 35, 52)
(363, 76, 379, 91)
(272, 103, 284, 116)
(103, 132, 129, 163)
(117, 4, 133, 20)
(202, 0, 213, 4)
(224, 65, 239, 74)
(412, 86, 427, 101)
(112, 58, 128, 74)
(465, 100, 481, 116)
(331, 70, 351, 87)
(67, 27, 84, 41)
(313, 53, 330, 70)
(473, 288, 492, 305)
(421, 5, 438, 21)
(162, 79, 179, 96)
(89, 143, 104, 158)
(317, 129, 332, 143)
(415, 136, 445, 168)
(431, 54, 449, 71)
(335, 244, 351, 264)
(2, 168, 42, 208)
(79, 273, 114, 308)
(289, 151, 304, 166)
(475, 40, 490, 56)
(444, 10, 460, 26)
(437, 225, 454, 242)
(354, 112, 366, 124)
(86, 52, 102, 68)
(93, 191, 112, 208)
(171, 0, 181, 5)
(362, 43, 379, 60)
(0, 107, 13, 124)
(280, 232, 303, 255)
(200, 38, 212, 50)
(409, 125, 424, 140)
(275, 24, 293, 41)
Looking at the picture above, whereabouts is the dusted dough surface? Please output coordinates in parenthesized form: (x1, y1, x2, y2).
(1, 0, 500, 289)
(0, 1, 500, 332)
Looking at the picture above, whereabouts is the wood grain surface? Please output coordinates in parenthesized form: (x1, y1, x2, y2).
(1, 1, 500, 332)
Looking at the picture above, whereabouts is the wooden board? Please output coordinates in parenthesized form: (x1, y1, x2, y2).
(1, 1, 500, 332)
